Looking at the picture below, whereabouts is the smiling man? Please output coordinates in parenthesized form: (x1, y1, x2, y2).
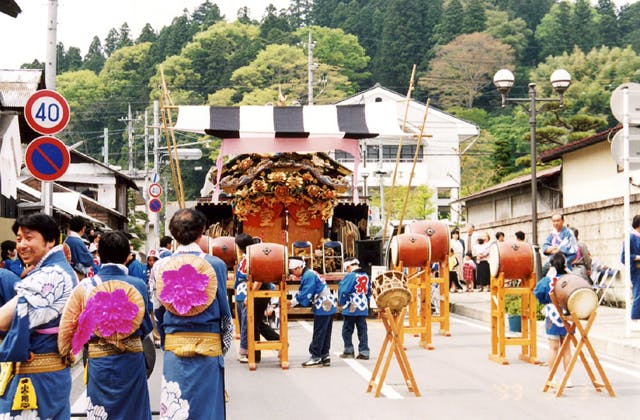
(0, 213, 77, 418)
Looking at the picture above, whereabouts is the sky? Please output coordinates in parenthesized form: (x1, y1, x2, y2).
(0, 0, 292, 69)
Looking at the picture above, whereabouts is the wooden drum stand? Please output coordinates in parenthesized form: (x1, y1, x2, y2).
(543, 293, 615, 397)
(246, 274, 289, 370)
(429, 259, 451, 337)
(401, 264, 433, 349)
(367, 307, 421, 397)
(489, 272, 538, 365)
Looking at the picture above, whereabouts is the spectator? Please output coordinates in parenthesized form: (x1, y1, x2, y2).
(462, 252, 476, 292)
(126, 252, 147, 282)
(448, 248, 463, 292)
(621, 215, 640, 323)
(570, 227, 592, 281)
(474, 231, 492, 292)
(495, 231, 505, 242)
(64, 216, 94, 279)
(450, 230, 465, 286)
(0, 239, 28, 278)
(158, 236, 173, 258)
(515, 231, 526, 242)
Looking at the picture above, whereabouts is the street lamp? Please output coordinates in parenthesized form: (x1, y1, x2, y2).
(493, 68, 571, 277)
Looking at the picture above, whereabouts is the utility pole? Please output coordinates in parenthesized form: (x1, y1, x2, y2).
(118, 105, 135, 175)
(42, 0, 58, 216)
(153, 100, 160, 239)
(144, 110, 149, 176)
(103, 128, 109, 165)
(307, 30, 315, 105)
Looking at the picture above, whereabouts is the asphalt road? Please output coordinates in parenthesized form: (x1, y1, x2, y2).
(70, 314, 640, 419)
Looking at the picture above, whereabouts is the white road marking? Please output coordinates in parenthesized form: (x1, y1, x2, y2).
(296, 320, 404, 399)
(450, 314, 640, 379)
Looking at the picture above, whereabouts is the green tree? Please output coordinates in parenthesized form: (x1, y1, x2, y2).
(462, 0, 486, 34)
(571, 0, 597, 53)
(530, 45, 640, 119)
(191, 0, 223, 30)
(56, 43, 68, 73)
(83, 36, 106, 73)
(309, 0, 341, 27)
(66, 47, 83, 71)
(20, 59, 44, 69)
(260, 4, 294, 44)
(432, 0, 464, 45)
(373, 0, 441, 90)
(147, 13, 196, 67)
(488, 0, 555, 30)
(288, 0, 312, 28)
(179, 21, 264, 100)
(227, 44, 351, 105)
(535, 1, 575, 60)
(236, 6, 255, 24)
(421, 33, 514, 108)
(104, 28, 119, 56)
(619, 3, 640, 54)
(56, 70, 107, 156)
(484, 10, 532, 62)
(294, 26, 371, 87)
(118, 23, 134, 49)
(369, 186, 435, 221)
(137, 23, 157, 43)
(595, 0, 619, 49)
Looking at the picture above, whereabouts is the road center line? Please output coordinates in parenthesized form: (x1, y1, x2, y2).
(296, 320, 403, 399)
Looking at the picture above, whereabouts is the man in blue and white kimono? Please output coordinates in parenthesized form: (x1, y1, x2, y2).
(542, 213, 578, 273)
(62, 230, 154, 419)
(0, 213, 77, 418)
(338, 258, 372, 360)
(288, 258, 337, 367)
(151, 208, 232, 420)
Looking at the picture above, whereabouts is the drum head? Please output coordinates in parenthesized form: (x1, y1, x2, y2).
(390, 236, 399, 267)
(566, 288, 598, 319)
(377, 288, 412, 312)
(488, 243, 500, 278)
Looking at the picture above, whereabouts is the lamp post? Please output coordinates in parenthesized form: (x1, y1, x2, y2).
(493, 68, 571, 277)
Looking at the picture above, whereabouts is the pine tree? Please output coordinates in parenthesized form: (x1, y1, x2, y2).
(595, 0, 619, 49)
(571, 0, 597, 53)
(104, 28, 119, 56)
(462, 0, 486, 34)
(433, 0, 464, 45)
(118, 23, 134, 49)
(191, 0, 223, 30)
(137, 23, 157, 43)
(83, 36, 105, 73)
(66, 47, 83, 71)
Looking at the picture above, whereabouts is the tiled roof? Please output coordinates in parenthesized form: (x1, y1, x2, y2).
(0, 69, 45, 108)
(457, 165, 561, 203)
(539, 126, 621, 162)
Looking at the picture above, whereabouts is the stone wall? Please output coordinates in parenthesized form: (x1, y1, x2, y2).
(473, 193, 640, 306)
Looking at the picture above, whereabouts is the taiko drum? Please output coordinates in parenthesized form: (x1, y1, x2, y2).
(487, 240, 534, 281)
(406, 220, 450, 263)
(246, 242, 288, 283)
(553, 273, 598, 320)
(390, 233, 430, 268)
(210, 236, 237, 269)
(373, 271, 411, 312)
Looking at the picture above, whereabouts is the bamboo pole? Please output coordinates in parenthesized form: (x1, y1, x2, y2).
(159, 66, 186, 208)
(381, 64, 416, 241)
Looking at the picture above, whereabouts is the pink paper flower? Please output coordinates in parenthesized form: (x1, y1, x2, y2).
(71, 289, 139, 353)
(72, 308, 97, 354)
(90, 289, 139, 337)
(159, 264, 210, 315)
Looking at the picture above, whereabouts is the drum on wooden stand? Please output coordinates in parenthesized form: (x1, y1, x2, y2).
(390, 233, 431, 268)
(488, 241, 534, 281)
(210, 236, 237, 270)
(406, 220, 450, 263)
(554, 273, 598, 319)
(372, 271, 412, 312)
(246, 242, 288, 283)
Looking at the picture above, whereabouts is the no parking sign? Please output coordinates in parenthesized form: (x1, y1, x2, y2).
(24, 136, 70, 181)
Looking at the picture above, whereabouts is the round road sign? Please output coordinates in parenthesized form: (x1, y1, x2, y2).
(24, 89, 70, 135)
(611, 126, 640, 170)
(24, 136, 70, 181)
(148, 182, 163, 198)
(610, 82, 640, 125)
(149, 198, 163, 213)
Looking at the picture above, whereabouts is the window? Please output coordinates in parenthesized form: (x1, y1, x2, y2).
(365, 145, 423, 162)
(334, 150, 354, 162)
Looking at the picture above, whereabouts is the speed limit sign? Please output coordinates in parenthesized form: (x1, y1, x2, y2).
(148, 182, 162, 198)
(24, 90, 70, 135)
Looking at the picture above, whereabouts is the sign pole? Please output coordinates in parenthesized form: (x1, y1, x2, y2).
(43, 0, 58, 216)
(623, 88, 632, 337)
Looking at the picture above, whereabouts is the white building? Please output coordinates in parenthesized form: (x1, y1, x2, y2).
(335, 84, 479, 224)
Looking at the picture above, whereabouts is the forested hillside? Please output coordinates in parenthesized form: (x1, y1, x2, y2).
(20, 0, 640, 199)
